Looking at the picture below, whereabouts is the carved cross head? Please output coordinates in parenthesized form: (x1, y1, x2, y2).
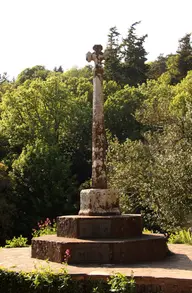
(86, 44, 106, 66)
(86, 44, 108, 77)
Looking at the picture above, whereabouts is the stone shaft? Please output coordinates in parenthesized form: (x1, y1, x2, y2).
(92, 75, 107, 189)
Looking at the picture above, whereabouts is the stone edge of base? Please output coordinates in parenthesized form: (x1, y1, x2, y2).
(78, 209, 121, 216)
(58, 214, 142, 219)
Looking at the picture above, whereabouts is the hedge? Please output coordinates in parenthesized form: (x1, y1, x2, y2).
(0, 267, 130, 293)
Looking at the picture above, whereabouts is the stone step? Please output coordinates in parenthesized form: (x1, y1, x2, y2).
(57, 214, 142, 239)
(31, 234, 168, 264)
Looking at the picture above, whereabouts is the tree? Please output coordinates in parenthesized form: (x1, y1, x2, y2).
(136, 76, 174, 130)
(104, 27, 121, 83)
(11, 141, 77, 237)
(16, 65, 50, 85)
(0, 163, 15, 244)
(0, 74, 13, 102)
(0, 72, 9, 84)
(0, 74, 93, 238)
(104, 85, 144, 141)
(177, 33, 192, 80)
(103, 80, 121, 101)
(165, 54, 180, 84)
(1, 76, 75, 148)
(106, 71, 192, 232)
(53, 65, 64, 73)
(107, 128, 192, 233)
(120, 22, 148, 86)
(107, 72, 192, 231)
(63, 66, 92, 79)
(147, 54, 167, 80)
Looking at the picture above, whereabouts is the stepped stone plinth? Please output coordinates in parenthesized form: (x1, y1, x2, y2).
(57, 215, 142, 238)
(32, 234, 168, 264)
(32, 213, 168, 264)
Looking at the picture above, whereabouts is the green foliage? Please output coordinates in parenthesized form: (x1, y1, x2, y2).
(168, 230, 192, 244)
(0, 75, 92, 238)
(10, 140, 77, 236)
(146, 33, 192, 84)
(104, 23, 148, 87)
(92, 280, 108, 293)
(1, 75, 75, 147)
(136, 77, 173, 128)
(0, 266, 137, 293)
(16, 65, 51, 85)
(0, 75, 14, 103)
(143, 228, 153, 234)
(165, 54, 181, 84)
(107, 72, 192, 232)
(177, 33, 192, 80)
(0, 72, 9, 84)
(105, 85, 144, 141)
(28, 264, 70, 291)
(63, 66, 93, 79)
(147, 54, 167, 80)
(120, 22, 148, 86)
(5, 235, 28, 248)
(0, 266, 75, 293)
(108, 273, 135, 293)
(103, 80, 121, 101)
(53, 66, 64, 73)
(104, 27, 121, 83)
(0, 163, 15, 245)
(1, 28, 192, 244)
(107, 130, 192, 232)
(32, 218, 56, 238)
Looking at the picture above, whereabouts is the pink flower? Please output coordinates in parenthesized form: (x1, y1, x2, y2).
(64, 249, 71, 263)
(65, 249, 70, 256)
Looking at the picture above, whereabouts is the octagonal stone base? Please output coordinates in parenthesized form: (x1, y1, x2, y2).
(57, 215, 142, 239)
(32, 234, 168, 264)
(78, 189, 120, 216)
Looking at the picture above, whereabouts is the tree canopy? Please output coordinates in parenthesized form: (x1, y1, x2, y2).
(0, 25, 192, 243)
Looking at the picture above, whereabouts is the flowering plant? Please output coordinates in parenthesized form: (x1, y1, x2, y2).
(32, 218, 56, 237)
(63, 249, 71, 264)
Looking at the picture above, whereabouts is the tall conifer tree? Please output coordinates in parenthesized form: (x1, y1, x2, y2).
(120, 22, 148, 86)
(104, 27, 121, 83)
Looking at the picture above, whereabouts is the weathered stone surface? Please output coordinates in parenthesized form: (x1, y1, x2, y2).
(78, 189, 120, 216)
(92, 75, 107, 189)
(57, 214, 142, 238)
(86, 45, 107, 189)
(31, 238, 63, 263)
(32, 234, 168, 264)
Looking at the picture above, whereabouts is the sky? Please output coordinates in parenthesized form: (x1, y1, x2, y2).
(0, 0, 192, 79)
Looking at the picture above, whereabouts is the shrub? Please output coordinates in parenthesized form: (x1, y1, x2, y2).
(0, 266, 136, 293)
(168, 229, 192, 244)
(5, 235, 28, 248)
(108, 272, 135, 293)
(0, 266, 74, 293)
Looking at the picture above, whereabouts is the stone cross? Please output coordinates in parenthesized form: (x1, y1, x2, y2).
(78, 45, 120, 216)
(86, 45, 107, 189)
